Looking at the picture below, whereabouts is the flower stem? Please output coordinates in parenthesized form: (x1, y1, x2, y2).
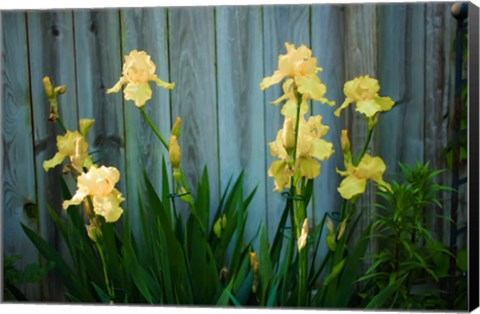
(56, 116, 67, 133)
(139, 107, 169, 150)
(95, 241, 115, 300)
(292, 91, 303, 163)
(291, 90, 308, 306)
(353, 125, 374, 166)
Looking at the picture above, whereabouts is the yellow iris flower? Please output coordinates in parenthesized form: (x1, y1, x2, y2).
(334, 75, 394, 118)
(43, 129, 93, 173)
(63, 165, 124, 222)
(260, 43, 334, 108)
(268, 115, 334, 191)
(336, 154, 391, 200)
(107, 50, 175, 108)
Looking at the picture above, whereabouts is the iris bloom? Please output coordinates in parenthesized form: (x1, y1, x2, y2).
(336, 154, 391, 200)
(43, 130, 93, 173)
(334, 75, 394, 118)
(268, 115, 334, 191)
(63, 165, 124, 222)
(107, 50, 175, 108)
(260, 43, 334, 108)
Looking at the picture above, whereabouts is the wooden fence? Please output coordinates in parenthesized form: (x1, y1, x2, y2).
(1, 3, 458, 300)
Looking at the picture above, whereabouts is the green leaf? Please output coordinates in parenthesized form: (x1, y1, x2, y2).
(266, 279, 280, 307)
(323, 258, 346, 286)
(366, 276, 406, 309)
(122, 238, 159, 303)
(333, 224, 374, 307)
(259, 225, 273, 303)
(21, 223, 95, 301)
(91, 282, 111, 304)
(194, 166, 210, 233)
(457, 248, 467, 272)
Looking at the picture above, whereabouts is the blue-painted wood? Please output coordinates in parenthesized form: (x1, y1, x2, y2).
(216, 6, 265, 246)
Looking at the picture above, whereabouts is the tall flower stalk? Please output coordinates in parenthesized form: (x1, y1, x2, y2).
(42, 77, 124, 301)
(261, 42, 335, 306)
(107, 50, 196, 220)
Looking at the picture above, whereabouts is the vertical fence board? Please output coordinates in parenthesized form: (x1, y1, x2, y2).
(1, 12, 39, 300)
(377, 4, 425, 178)
(120, 8, 171, 230)
(263, 4, 310, 240)
(73, 9, 126, 197)
(168, 7, 219, 216)
(343, 4, 378, 256)
(26, 10, 78, 301)
(216, 6, 265, 244)
(424, 3, 455, 242)
(310, 4, 346, 262)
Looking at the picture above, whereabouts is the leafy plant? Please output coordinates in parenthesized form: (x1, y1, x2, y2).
(22, 164, 256, 304)
(358, 162, 453, 309)
(3, 255, 53, 301)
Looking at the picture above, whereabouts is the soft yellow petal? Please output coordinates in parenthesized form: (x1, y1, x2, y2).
(334, 98, 353, 117)
(272, 93, 289, 106)
(310, 138, 334, 161)
(62, 189, 88, 209)
(375, 96, 395, 112)
(299, 157, 320, 179)
(272, 80, 294, 105)
(79, 119, 95, 136)
(355, 99, 382, 117)
(295, 74, 334, 106)
(268, 160, 291, 191)
(123, 50, 155, 84)
(92, 189, 124, 223)
(260, 70, 285, 90)
(307, 115, 329, 138)
(337, 175, 367, 200)
(124, 83, 152, 108)
(56, 131, 80, 156)
(43, 152, 66, 172)
(77, 166, 120, 198)
(70, 136, 89, 172)
(106, 78, 126, 94)
(281, 99, 308, 118)
(356, 154, 387, 182)
(269, 130, 289, 160)
(152, 75, 175, 90)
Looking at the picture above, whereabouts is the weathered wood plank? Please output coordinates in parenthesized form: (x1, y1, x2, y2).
(310, 4, 346, 261)
(168, 7, 219, 217)
(26, 9, 79, 301)
(1, 11, 39, 300)
(343, 4, 378, 257)
(424, 3, 455, 242)
(120, 8, 171, 231)
(263, 5, 311, 240)
(216, 6, 265, 244)
(377, 3, 425, 177)
(73, 9, 126, 199)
